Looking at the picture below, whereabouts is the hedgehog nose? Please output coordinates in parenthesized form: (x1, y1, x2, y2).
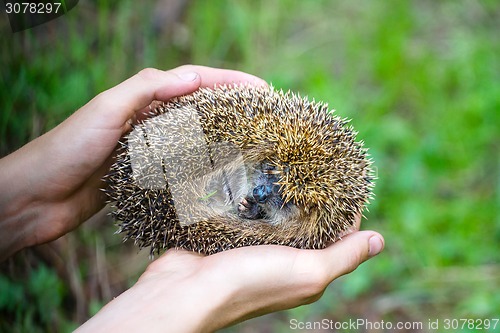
(253, 185, 271, 203)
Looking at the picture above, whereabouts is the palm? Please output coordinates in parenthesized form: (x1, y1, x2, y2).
(138, 227, 377, 331)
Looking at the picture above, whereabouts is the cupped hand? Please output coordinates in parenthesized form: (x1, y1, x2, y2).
(77, 227, 384, 333)
(0, 65, 266, 259)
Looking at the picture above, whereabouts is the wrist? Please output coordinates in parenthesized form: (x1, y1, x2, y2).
(77, 255, 234, 333)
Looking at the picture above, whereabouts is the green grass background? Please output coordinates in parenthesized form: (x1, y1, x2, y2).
(1, 0, 499, 332)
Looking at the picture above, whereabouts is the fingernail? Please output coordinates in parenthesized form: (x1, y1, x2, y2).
(368, 236, 384, 257)
(178, 72, 198, 82)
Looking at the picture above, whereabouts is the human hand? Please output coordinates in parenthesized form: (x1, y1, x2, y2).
(77, 226, 384, 332)
(0, 65, 267, 260)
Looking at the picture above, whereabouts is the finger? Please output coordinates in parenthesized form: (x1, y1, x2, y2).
(91, 66, 267, 128)
(170, 65, 268, 89)
(133, 66, 268, 124)
(90, 67, 202, 128)
(321, 230, 384, 280)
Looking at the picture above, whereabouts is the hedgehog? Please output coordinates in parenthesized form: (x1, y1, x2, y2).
(104, 85, 374, 256)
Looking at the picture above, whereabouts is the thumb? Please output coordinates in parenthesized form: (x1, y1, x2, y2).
(89, 67, 201, 129)
(322, 231, 385, 280)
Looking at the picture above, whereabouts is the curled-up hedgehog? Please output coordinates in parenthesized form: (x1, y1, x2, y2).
(104, 85, 374, 255)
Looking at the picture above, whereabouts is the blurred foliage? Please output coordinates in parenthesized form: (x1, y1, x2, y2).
(1, 0, 499, 332)
(0, 264, 75, 332)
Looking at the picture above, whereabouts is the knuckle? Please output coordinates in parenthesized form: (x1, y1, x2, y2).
(137, 67, 162, 80)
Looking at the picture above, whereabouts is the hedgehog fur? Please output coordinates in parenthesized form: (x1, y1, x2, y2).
(104, 85, 374, 255)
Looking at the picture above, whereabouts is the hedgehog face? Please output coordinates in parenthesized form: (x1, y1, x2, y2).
(237, 161, 299, 225)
